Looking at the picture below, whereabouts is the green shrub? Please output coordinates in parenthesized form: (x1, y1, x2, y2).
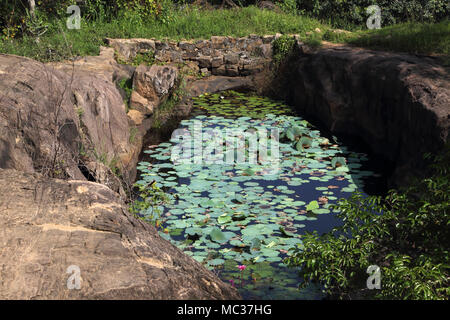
(285, 145, 450, 299)
(296, 0, 450, 29)
(272, 34, 296, 64)
(0, 0, 174, 39)
(129, 181, 170, 227)
(279, 0, 298, 15)
(118, 77, 133, 112)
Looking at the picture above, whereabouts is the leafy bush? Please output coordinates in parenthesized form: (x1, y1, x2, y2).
(0, 0, 174, 39)
(272, 34, 296, 64)
(278, 0, 298, 15)
(129, 181, 170, 227)
(296, 0, 450, 28)
(285, 145, 450, 299)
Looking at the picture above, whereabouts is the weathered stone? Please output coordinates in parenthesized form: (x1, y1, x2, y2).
(226, 65, 239, 77)
(195, 40, 209, 49)
(262, 35, 275, 43)
(200, 68, 211, 76)
(154, 50, 172, 62)
(253, 44, 272, 58)
(0, 169, 241, 300)
(211, 65, 227, 76)
(132, 64, 178, 109)
(154, 41, 169, 51)
(169, 50, 183, 63)
(240, 62, 265, 76)
(262, 44, 273, 58)
(258, 1, 276, 10)
(224, 53, 239, 65)
(178, 41, 195, 51)
(211, 36, 226, 49)
(201, 47, 213, 56)
(211, 56, 224, 68)
(182, 50, 199, 60)
(187, 76, 255, 97)
(246, 39, 263, 52)
(196, 55, 212, 68)
(127, 109, 145, 126)
(180, 60, 200, 76)
(105, 38, 156, 61)
(49, 46, 133, 83)
(130, 91, 153, 115)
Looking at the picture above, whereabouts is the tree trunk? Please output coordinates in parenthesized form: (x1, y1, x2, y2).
(28, 0, 36, 17)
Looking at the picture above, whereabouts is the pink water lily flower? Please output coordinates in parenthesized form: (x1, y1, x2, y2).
(237, 265, 246, 271)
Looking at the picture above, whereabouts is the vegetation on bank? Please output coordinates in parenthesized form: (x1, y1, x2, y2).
(0, 2, 448, 62)
(324, 20, 450, 59)
(286, 146, 450, 300)
(0, 5, 326, 62)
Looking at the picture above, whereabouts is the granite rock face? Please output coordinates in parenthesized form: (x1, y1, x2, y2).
(0, 49, 253, 300)
(272, 44, 450, 186)
(131, 64, 178, 116)
(0, 52, 133, 193)
(0, 169, 241, 300)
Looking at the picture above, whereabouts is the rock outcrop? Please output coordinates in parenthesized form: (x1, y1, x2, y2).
(0, 169, 240, 299)
(270, 43, 450, 186)
(131, 64, 178, 116)
(0, 47, 253, 300)
(0, 51, 134, 195)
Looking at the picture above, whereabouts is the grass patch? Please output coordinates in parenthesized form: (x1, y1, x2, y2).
(0, 6, 326, 62)
(324, 20, 450, 57)
(1, 6, 446, 64)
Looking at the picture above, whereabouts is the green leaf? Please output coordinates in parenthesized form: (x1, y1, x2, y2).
(209, 227, 227, 243)
(306, 200, 320, 211)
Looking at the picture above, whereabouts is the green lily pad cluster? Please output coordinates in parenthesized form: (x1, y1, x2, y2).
(135, 91, 377, 299)
(191, 90, 294, 119)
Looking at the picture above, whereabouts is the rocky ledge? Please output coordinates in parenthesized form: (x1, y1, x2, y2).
(269, 43, 450, 186)
(0, 169, 240, 299)
(0, 47, 249, 299)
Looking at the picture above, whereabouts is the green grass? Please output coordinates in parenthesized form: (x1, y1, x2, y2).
(0, 6, 326, 62)
(324, 20, 450, 57)
(0, 6, 447, 63)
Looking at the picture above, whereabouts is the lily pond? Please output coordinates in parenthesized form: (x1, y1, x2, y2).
(135, 91, 382, 299)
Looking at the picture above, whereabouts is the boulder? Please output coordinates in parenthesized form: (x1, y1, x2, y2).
(132, 64, 178, 114)
(105, 38, 156, 62)
(0, 169, 240, 300)
(196, 55, 213, 69)
(0, 53, 134, 189)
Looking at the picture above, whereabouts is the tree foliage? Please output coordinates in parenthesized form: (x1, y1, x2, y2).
(295, 0, 449, 28)
(286, 145, 450, 299)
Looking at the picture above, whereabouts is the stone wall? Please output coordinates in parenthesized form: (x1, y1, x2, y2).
(106, 34, 277, 77)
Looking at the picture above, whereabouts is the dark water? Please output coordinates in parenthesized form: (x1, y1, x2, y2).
(135, 91, 387, 299)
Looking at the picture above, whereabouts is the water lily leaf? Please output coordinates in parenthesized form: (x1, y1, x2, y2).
(285, 128, 295, 141)
(209, 227, 227, 243)
(208, 258, 225, 266)
(331, 156, 346, 168)
(218, 214, 232, 224)
(279, 226, 294, 238)
(306, 200, 320, 211)
(299, 136, 312, 148)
